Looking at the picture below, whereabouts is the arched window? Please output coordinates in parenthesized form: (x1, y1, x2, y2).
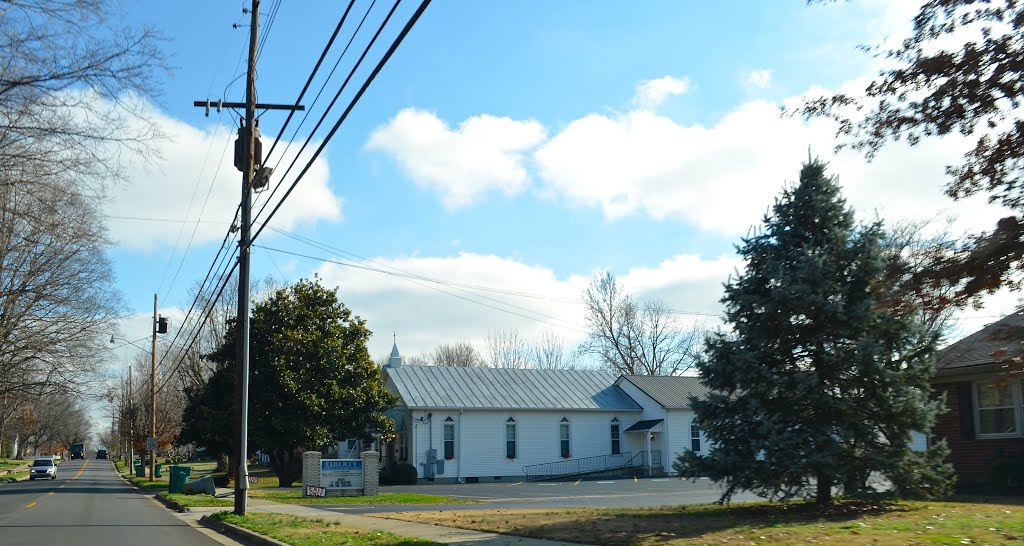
(690, 419, 701, 452)
(610, 417, 621, 455)
(443, 417, 455, 460)
(505, 417, 517, 459)
(559, 417, 571, 458)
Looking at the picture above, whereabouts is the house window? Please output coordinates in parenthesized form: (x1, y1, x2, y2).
(610, 418, 621, 455)
(975, 379, 1021, 436)
(505, 417, 517, 459)
(346, 439, 358, 451)
(559, 417, 571, 458)
(690, 419, 701, 452)
(443, 417, 455, 460)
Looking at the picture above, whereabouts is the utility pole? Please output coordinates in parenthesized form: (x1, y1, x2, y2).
(128, 365, 133, 469)
(194, 0, 302, 516)
(150, 293, 157, 481)
(234, 0, 259, 515)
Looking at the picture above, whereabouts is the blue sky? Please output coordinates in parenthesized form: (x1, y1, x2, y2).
(104, 0, 1017, 363)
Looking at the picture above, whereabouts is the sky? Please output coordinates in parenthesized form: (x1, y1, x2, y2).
(102, 0, 1020, 368)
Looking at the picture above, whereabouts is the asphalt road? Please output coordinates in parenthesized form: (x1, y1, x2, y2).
(316, 476, 764, 514)
(0, 458, 224, 546)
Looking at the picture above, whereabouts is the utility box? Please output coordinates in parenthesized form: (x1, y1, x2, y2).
(424, 448, 437, 478)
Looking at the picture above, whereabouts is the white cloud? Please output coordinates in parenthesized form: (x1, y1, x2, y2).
(534, 91, 1009, 238)
(632, 76, 690, 110)
(743, 69, 772, 90)
(310, 251, 733, 361)
(365, 108, 546, 208)
(106, 100, 340, 250)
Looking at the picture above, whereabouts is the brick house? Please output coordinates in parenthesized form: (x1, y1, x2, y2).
(933, 312, 1024, 488)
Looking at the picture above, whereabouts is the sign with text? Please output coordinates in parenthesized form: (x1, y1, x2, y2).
(145, 437, 158, 451)
(305, 485, 326, 497)
(320, 458, 363, 490)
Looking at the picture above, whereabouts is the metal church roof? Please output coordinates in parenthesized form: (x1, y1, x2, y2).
(385, 366, 642, 411)
(618, 375, 708, 409)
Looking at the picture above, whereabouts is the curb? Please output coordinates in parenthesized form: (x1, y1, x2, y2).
(199, 515, 289, 546)
(155, 492, 190, 513)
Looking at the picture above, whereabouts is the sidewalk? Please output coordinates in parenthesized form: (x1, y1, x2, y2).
(175, 489, 590, 546)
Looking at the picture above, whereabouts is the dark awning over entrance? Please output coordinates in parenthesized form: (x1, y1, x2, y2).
(624, 418, 664, 432)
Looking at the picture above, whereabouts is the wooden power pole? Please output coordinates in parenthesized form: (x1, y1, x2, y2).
(193, 0, 302, 516)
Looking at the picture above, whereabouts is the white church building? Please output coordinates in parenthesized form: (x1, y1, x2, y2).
(379, 342, 709, 483)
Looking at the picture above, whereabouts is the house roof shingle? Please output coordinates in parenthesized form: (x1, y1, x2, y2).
(385, 366, 642, 411)
(936, 311, 1024, 376)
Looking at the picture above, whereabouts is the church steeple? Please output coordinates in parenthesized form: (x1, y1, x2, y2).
(385, 333, 402, 369)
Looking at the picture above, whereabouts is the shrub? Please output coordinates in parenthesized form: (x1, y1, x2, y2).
(990, 456, 1024, 492)
(386, 463, 417, 485)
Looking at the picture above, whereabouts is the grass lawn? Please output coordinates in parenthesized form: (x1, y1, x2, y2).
(0, 458, 28, 482)
(164, 493, 234, 508)
(375, 497, 1024, 546)
(125, 473, 169, 490)
(211, 512, 439, 546)
(248, 489, 471, 506)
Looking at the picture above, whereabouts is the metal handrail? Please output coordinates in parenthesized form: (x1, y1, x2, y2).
(522, 451, 645, 481)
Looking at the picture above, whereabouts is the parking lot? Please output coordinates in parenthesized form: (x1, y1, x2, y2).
(317, 477, 762, 514)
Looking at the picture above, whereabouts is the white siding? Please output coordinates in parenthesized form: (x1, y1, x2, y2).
(408, 409, 641, 480)
(614, 379, 670, 466)
(665, 409, 702, 475)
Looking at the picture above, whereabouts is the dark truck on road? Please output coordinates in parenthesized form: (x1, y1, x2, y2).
(69, 443, 85, 460)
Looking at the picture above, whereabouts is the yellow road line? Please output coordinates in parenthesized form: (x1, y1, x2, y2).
(26, 502, 36, 508)
(72, 459, 89, 480)
(48, 492, 54, 495)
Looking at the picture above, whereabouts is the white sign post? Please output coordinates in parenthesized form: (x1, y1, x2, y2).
(320, 459, 363, 491)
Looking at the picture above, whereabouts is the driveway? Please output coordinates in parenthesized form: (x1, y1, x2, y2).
(311, 476, 762, 514)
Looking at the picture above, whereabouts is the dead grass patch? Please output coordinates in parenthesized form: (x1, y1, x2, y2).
(372, 498, 1024, 545)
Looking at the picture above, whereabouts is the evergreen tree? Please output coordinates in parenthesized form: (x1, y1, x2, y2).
(199, 277, 397, 486)
(674, 160, 954, 507)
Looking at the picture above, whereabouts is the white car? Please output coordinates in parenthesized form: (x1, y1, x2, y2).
(29, 458, 56, 480)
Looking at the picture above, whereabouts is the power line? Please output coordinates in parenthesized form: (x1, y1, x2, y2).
(268, 225, 724, 318)
(104, 215, 233, 225)
(251, 0, 432, 243)
(154, 223, 239, 375)
(255, 243, 589, 334)
(253, 0, 369, 216)
(159, 124, 237, 301)
(155, 248, 240, 395)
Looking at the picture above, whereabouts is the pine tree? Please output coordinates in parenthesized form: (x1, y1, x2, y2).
(674, 160, 954, 507)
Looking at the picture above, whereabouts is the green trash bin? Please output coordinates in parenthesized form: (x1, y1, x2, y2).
(168, 465, 192, 494)
(155, 463, 163, 478)
(134, 462, 144, 477)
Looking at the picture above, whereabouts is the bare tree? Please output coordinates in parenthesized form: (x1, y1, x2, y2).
(0, 183, 121, 399)
(582, 272, 701, 376)
(0, 1, 165, 400)
(532, 330, 585, 370)
(486, 329, 531, 369)
(877, 217, 961, 339)
(430, 342, 487, 367)
(404, 354, 431, 366)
